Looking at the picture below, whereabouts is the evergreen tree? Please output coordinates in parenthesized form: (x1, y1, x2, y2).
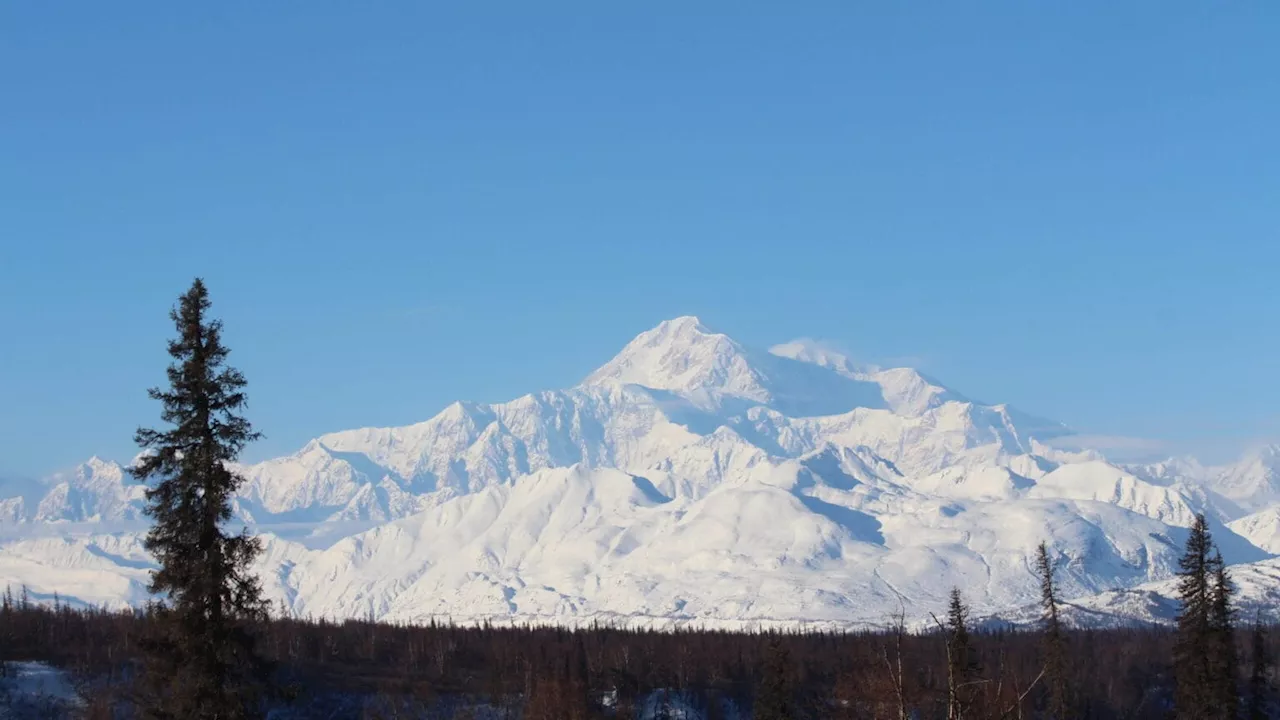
(1173, 514, 1222, 720)
(1208, 550, 1239, 719)
(1035, 541, 1069, 720)
(755, 635, 797, 720)
(131, 279, 270, 719)
(944, 588, 979, 720)
(1248, 615, 1274, 720)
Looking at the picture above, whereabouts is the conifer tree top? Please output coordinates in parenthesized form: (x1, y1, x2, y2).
(133, 278, 260, 481)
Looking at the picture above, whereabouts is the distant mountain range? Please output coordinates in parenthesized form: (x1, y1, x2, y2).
(2, 316, 1277, 628)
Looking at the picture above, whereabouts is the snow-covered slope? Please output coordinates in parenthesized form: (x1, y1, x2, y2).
(1022, 557, 1280, 628)
(1212, 444, 1280, 514)
(1, 316, 1276, 628)
(1229, 506, 1280, 554)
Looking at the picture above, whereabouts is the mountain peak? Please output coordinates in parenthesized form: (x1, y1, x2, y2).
(84, 456, 118, 471)
(1210, 443, 1280, 513)
(1253, 443, 1280, 461)
(655, 315, 710, 333)
(581, 316, 768, 405)
(1232, 443, 1280, 473)
(630, 315, 719, 349)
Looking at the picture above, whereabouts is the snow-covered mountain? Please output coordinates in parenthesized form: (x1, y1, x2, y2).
(1, 316, 1276, 628)
(0, 457, 145, 526)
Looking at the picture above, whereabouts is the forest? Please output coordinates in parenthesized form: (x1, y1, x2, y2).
(1, 589, 1277, 719)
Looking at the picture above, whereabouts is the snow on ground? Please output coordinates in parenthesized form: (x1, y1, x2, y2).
(0, 662, 82, 718)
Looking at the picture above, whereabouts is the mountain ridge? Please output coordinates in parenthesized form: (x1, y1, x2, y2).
(2, 316, 1277, 628)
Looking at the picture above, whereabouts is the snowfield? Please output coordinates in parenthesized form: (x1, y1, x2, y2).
(0, 662, 83, 718)
(2, 317, 1277, 628)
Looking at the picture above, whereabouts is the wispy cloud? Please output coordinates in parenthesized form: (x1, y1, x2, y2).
(770, 337, 929, 373)
(1045, 434, 1171, 461)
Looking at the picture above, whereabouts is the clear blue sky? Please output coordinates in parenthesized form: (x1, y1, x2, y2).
(3, 3, 1278, 477)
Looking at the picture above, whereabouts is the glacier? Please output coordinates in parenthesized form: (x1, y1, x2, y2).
(1, 316, 1277, 628)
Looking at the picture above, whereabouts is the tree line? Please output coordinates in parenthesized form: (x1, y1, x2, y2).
(2, 583, 1277, 719)
(1, 279, 1276, 719)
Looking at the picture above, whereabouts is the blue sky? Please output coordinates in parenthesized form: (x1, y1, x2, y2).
(2, 3, 1278, 477)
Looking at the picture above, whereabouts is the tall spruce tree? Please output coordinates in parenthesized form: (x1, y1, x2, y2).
(131, 279, 270, 719)
(1248, 615, 1274, 720)
(1173, 514, 1238, 720)
(944, 588, 979, 720)
(1208, 550, 1239, 719)
(1035, 541, 1069, 720)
